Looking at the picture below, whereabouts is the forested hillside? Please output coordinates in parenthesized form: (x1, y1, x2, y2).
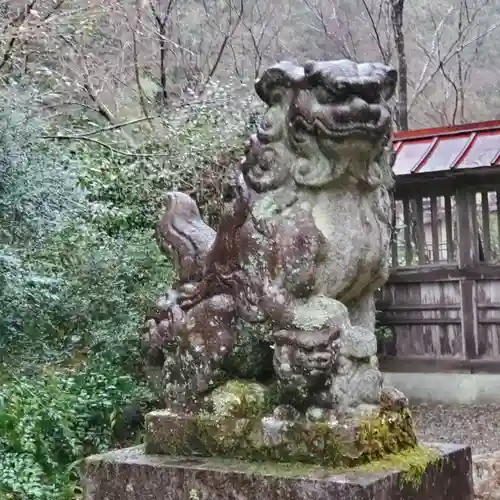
(2, 0, 500, 130)
(0, 0, 499, 498)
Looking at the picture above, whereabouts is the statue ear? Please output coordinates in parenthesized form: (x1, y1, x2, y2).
(255, 61, 304, 106)
(381, 67, 398, 101)
(358, 62, 398, 101)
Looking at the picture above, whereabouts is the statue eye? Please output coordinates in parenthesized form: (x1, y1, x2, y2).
(270, 89, 283, 105)
(314, 86, 345, 104)
(359, 82, 381, 104)
(222, 184, 235, 202)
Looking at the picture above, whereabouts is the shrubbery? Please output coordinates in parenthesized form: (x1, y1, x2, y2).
(77, 79, 261, 234)
(0, 364, 151, 499)
(0, 83, 260, 499)
(0, 91, 169, 499)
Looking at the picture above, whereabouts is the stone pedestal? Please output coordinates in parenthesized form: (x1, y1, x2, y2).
(143, 408, 417, 467)
(82, 443, 473, 500)
(473, 450, 500, 499)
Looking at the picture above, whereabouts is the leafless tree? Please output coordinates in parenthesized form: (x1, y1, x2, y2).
(145, 0, 177, 105)
(4, 0, 500, 132)
(227, 0, 292, 79)
(301, 0, 393, 62)
(390, 0, 408, 130)
(409, 0, 500, 126)
(0, 0, 67, 76)
(301, 0, 500, 129)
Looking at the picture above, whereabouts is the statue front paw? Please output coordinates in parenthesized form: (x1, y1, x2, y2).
(176, 282, 204, 309)
(260, 278, 293, 325)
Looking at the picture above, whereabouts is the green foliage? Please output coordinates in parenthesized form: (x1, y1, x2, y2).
(0, 89, 173, 499)
(77, 80, 261, 234)
(0, 225, 172, 364)
(375, 323, 394, 343)
(0, 91, 173, 361)
(0, 77, 260, 499)
(0, 89, 84, 245)
(375, 308, 394, 350)
(0, 362, 153, 500)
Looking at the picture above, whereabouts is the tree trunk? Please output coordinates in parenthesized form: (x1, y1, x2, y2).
(159, 21, 168, 106)
(390, 0, 408, 131)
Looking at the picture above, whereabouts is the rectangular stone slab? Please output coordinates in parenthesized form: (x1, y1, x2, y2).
(82, 443, 473, 500)
(143, 408, 418, 467)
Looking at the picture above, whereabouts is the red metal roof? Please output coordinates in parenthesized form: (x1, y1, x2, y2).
(392, 120, 500, 176)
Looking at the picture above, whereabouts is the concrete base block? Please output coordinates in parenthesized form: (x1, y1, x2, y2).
(82, 442, 473, 500)
(143, 408, 417, 467)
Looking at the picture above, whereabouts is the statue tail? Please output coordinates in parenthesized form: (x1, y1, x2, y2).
(156, 192, 216, 281)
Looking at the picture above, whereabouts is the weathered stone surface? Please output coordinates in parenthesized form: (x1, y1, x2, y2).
(82, 443, 474, 500)
(340, 325, 378, 359)
(140, 57, 401, 417)
(207, 380, 269, 418)
(143, 406, 417, 467)
(473, 451, 500, 499)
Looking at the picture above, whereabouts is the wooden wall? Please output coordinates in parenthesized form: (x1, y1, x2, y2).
(378, 175, 500, 373)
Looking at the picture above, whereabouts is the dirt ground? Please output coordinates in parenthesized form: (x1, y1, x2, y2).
(411, 403, 500, 454)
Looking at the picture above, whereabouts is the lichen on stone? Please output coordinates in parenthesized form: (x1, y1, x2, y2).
(291, 295, 349, 331)
(146, 402, 420, 469)
(205, 380, 270, 419)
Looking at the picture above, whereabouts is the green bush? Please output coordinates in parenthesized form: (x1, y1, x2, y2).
(0, 91, 173, 362)
(0, 79, 261, 498)
(77, 79, 262, 234)
(0, 361, 154, 500)
(0, 228, 169, 497)
(0, 90, 172, 499)
(1, 226, 172, 363)
(0, 90, 84, 245)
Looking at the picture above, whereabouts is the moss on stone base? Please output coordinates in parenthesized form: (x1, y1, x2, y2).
(146, 381, 419, 468)
(234, 444, 440, 485)
(205, 380, 269, 419)
(353, 445, 441, 488)
(145, 406, 419, 468)
(354, 407, 418, 462)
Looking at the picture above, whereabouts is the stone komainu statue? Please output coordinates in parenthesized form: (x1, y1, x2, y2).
(142, 58, 404, 418)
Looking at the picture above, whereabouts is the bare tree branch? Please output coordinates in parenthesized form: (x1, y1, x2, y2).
(59, 34, 117, 124)
(0, 0, 37, 71)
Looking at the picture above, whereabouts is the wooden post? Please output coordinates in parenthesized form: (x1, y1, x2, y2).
(403, 197, 413, 266)
(391, 200, 398, 267)
(456, 188, 478, 361)
(469, 191, 480, 262)
(414, 197, 426, 265)
(444, 195, 454, 262)
(430, 195, 440, 262)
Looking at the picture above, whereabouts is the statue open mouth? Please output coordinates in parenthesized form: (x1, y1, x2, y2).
(289, 112, 390, 142)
